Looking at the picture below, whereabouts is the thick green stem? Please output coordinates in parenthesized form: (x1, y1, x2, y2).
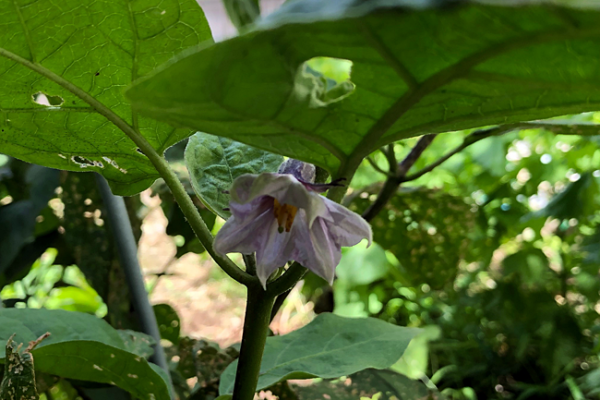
(232, 285, 276, 400)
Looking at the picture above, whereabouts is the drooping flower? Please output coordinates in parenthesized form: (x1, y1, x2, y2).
(214, 161, 372, 288)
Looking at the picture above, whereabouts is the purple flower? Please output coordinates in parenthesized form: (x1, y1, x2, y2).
(214, 172, 372, 288)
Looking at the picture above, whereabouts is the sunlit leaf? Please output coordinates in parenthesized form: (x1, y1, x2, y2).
(0, 0, 212, 195)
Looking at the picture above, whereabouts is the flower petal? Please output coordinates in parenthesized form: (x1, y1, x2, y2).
(323, 197, 373, 247)
(213, 197, 274, 255)
(291, 212, 340, 285)
(230, 173, 328, 226)
(255, 219, 296, 288)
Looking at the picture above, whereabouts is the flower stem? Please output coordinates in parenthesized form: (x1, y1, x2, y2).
(232, 284, 276, 400)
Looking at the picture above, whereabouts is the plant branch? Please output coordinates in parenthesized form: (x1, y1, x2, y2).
(0, 48, 253, 286)
(403, 126, 511, 182)
(398, 134, 437, 176)
(243, 254, 257, 276)
(266, 262, 308, 297)
(362, 134, 437, 221)
(383, 144, 398, 168)
(366, 156, 394, 178)
(362, 126, 515, 222)
(270, 288, 292, 323)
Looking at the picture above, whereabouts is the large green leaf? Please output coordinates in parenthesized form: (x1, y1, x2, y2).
(0, 0, 212, 195)
(219, 313, 420, 395)
(185, 132, 283, 219)
(0, 308, 170, 400)
(128, 0, 600, 178)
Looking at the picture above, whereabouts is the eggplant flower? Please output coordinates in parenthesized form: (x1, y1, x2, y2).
(214, 162, 372, 288)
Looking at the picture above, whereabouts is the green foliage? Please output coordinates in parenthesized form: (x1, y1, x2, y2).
(0, 162, 59, 286)
(219, 313, 420, 395)
(153, 158, 219, 258)
(185, 132, 284, 219)
(529, 171, 599, 220)
(118, 330, 156, 359)
(0, 0, 212, 195)
(351, 188, 478, 289)
(1, 251, 107, 317)
(293, 369, 435, 400)
(128, 0, 600, 176)
(154, 303, 181, 345)
(0, 335, 40, 400)
(340, 124, 600, 399)
(3, 0, 600, 399)
(0, 309, 169, 400)
(165, 336, 238, 400)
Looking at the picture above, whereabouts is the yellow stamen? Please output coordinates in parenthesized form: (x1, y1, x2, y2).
(273, 198, 298, 233)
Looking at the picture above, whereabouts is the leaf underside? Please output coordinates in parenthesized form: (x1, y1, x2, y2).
(0, 0, 212, 195)
(185, 132, 284, 219)
(128, 0, 600, 177)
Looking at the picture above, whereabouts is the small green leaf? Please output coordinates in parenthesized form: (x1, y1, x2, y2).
(223, 0, 260, 31)
(219, 313, 420, 395)
(0, 309, 169, 400)
(33, 342, 169, 400)
(185, 132, 283, 219)
(118, 330, 156, 359)
(153, 304, 181, 345)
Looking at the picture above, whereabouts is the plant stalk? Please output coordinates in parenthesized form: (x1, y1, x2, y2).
(232, 285, 276, 400)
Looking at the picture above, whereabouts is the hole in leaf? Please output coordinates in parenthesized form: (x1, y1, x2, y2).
(102, 156, 128, 174)
(297, 57, 354, 107)
(71, 155, 104, 169)
(33, 92, 64, 107)
(306, 57, 353, 83)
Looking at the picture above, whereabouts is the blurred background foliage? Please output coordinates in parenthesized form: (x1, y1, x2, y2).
(3, 113, 600, 399)
(3, 21, 600, 400)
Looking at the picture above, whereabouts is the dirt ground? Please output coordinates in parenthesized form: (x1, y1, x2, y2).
(138, 191, 314, 348)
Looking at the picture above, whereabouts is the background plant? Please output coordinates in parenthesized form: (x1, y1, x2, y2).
(2, 0, 600, 399)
